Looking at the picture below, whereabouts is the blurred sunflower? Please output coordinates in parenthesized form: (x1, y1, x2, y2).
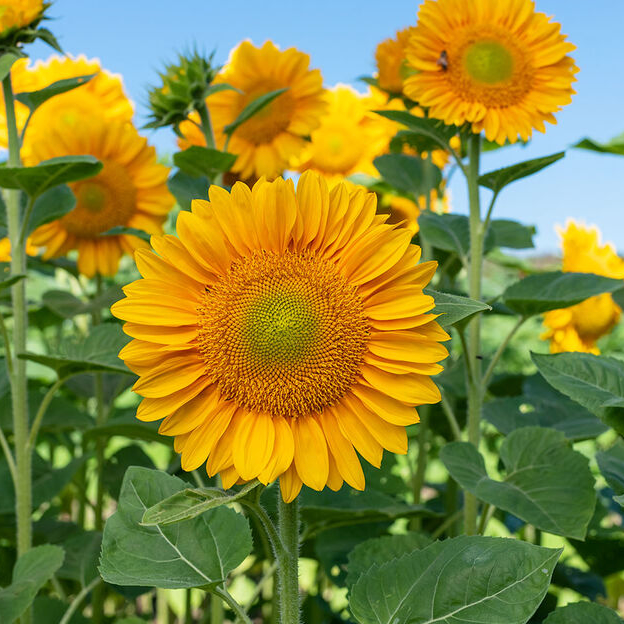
(1, 54, 133, 149)
(0, 238, 39, 262)
(0, 0, 43, 35)
(542, 221, 624, 354)
(24, 117, 173, 277)
(179, 40, 326, 180)
(112, 172, 448, 501)
(375, 26, 415, 95)
(404, 0, 578, 144)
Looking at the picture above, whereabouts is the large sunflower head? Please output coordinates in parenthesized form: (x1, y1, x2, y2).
(1, 54, 134, 149)
(112, 172, 448, 501)
(375, 26, 415, 95)
(0, 0, 43, 36)
(24, 116, 173, 278)
(196, 40, 326, 180)
(542, 221, 624, 354)
(404, 0, 578, 144)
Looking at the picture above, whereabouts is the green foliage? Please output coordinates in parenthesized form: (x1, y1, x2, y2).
(173, 145, 237, 179)
(543, 602, 624, 624)
(427, 289, 491, 328)
(575, 133, 624, 156)
(0, 545, 64, 624)
(167, 169, 209, 210)
(441, 427, 595, 538)
(488, 219, 535, 249)
(503, 271, 624, 317)
(224, 88, 288, 135)
(597, 440, 624, 494)
(0, 53, 20, 82)
(532, 352, 624, 435)
(373, 154, 442, 196)
(15, 74, 96, 113)
(349, 536, 560, 624)
(26, 185, 76, 235)
(99, 467, 253, 588)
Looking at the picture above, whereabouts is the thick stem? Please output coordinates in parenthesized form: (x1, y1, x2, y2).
(277, 496, 300, 624)
(464, 133, 483, 536)
(3, 75, 31, 570)
(197, 101, 216, 149)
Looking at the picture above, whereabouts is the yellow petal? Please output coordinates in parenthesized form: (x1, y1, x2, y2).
(326, 452, 344, 492)
(292, 416, 329, 491)
(233, 411, 276, 480)
(132, 356, 206, 398)
(333, 401, 383, 468)
(351, 385, 420, 427)
(136, 377, 212, 422)
(361, 366, 441, 406)
(368, 331, 449, 363)
(365, 286, 435, 320)
(280, 462, 303, 503)
(258, 416, 295, 484)
(158, 385, 221, 435)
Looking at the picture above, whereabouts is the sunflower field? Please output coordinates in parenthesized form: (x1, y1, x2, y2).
(1, 1, 624, 623)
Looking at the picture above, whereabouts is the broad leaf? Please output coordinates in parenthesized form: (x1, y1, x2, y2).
(33, 596, 89, 624)
(0, 545, 64, 624)
(489, 219, 535, 249)
(20, 323, 131, 377)
(596, 441, 624, 495)
(349, 535, 560, 624)
(167, 170, 209, 211)
(57, 531, 102, 587)
(42, 286, 123, 319)
(373, 154, 442, 196)
(0, 155, 102, 197)
(543, 602, 623, 624)
(503, 271, 624, 317)
(532, 352, 624, 435)
(83, 413, 162, 445)
(552, 564, 606, 602)
(26, 184, 76, 235)
(0, 53, 20, 82)
(141, 481, 260, 526)
(478, 152, 564, 194)
(99, 467, 253, 588)
(418, 212, 470, 258)
(173, 146, 236, 179)
(346, 532, 432, 588)
(16, 74, 96, 112)
(575, 133, 624, 157)
(441, 427, 595, 539)
(483, 374, 607, 441)
(224, 88, 288, 135)
(427, 289, 491, 328)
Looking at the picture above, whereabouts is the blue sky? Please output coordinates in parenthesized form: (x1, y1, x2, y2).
(27, 1, 624, 252)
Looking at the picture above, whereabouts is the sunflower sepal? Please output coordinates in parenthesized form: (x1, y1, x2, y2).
(141, 480, 262, 526)
(0, 4, 60, 55)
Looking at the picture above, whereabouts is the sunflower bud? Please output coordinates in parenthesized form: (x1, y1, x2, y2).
(0, 1, 59, 54)
(146, 50, 218, 132)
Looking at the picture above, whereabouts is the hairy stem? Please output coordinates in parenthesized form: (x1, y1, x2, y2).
(277, 496, 300, 624)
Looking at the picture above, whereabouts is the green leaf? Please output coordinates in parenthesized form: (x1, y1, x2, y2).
(83, 413, 162, 445)
(418, 212, 496, 258)
(0, 545, 64, 624)
(0, 274, 26, 290)
(33, 596, 89, 624)
(0, 156, 102, 198)
(102, 445, 155, 500)
(141, 481, 260, 526)
(427, 289, 491, 328)
(346, 532, 432, 588)
(99, 467, 253, 588)
(441, 427, 596, 539)
(373, 109, 459, 152)
(349, 535, 560, 624)
(173, 146, 236, 179)
(20, 323, 132, 377)
(597, 441, 624, 495)
(57, 531, 102, 587)
(532, 352, 624, 435)
(167, 170, 209, 211)
(224, 88, 288, 135)
(15, 74, 96, 112)
(478, 152, 564, 194)
(0, 53, 20, 82)
(615, 494, 624, 508)
(502, 271, 624, 317)
(42, 286, 123, 319)
(543, 602, 623, 624)
(26, 184, 76, 235)
(373, 154, 442, 196)
(575, 133, 624, 157)
(483, 374, 608, 441)
(489, 219, 535, 249)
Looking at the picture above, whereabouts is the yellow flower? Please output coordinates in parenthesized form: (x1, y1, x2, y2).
(1, 54, 134, 149)
(112, 172, 448, 501)
(375, 27, 415, 94)
(179, 40, 326, 180)
(542, 221, 624, 354)
(0, 238, 39, 261)
(24, 116, 173, 278)
(0, 0, 43, 34)
(404, 0, 578, 144)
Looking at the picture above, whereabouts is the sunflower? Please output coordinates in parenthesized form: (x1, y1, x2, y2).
(404, 0, 578, 144)
(179, 40, 326, 180)
(24, 116, 173, 277)
(112, 172, 448, 501)
(0, 54, 133, 149)
(0, 238, 39, 262)
(542, 221, 624, 354)
(381, 189, 451, 235)
(0, 0, 43, 35)
(375, 27, 416, 95)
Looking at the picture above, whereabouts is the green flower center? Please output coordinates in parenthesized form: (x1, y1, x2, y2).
(464, 40, 514, 84)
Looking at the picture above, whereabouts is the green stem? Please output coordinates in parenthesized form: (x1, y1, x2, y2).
(0, 426, 16, 485)
(277, 496, 300, 624)
(244, 561, 278, 612)
(411, 406, 429, 530)
(26, 378, 66, 450)
(18, 196, 34, 246)
(480, 317, 526, 394)
(212, 586, 252, 624)
(477, 503, 495, 535)
(439, 391, 462, 441)
(0, 310, 14, 377)
(58, 578, 102, 624)
(197, 101, 216, 149)
(3, 74, 32, 582)
(464, 133, 483, 536)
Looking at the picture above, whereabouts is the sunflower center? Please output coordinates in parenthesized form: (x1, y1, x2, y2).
(571, 294, 621, 342)
(235, 84, 295, 144)
(197, 249, 370, 417)
(62, 159, 136, 238)
(446, 27, 533, 107)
